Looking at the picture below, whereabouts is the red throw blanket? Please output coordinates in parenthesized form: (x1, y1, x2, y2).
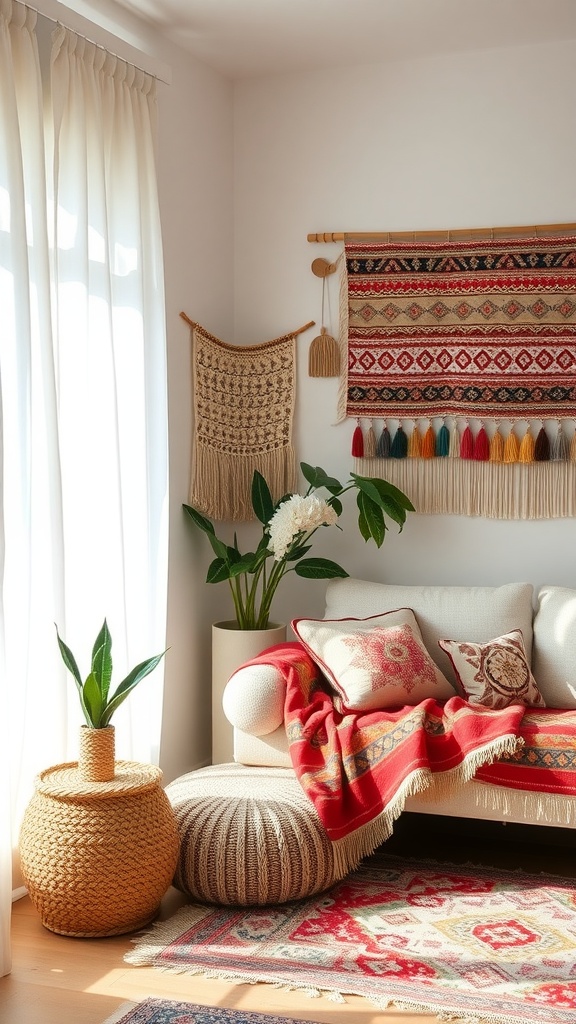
(245, 643, 525, 871)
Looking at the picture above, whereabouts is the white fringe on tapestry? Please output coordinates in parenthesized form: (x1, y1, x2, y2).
(355, 457, 576, 519)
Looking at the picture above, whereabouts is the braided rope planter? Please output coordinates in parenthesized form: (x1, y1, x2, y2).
(165, 763, 344, 906)
(19, 758, 180, 937)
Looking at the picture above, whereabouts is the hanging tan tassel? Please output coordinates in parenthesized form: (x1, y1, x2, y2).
(308, 327, 341, 377)
(570, 430, 576, 462)
(519, 427, 535, 463)
(364, 421, 377, 458)
(408, 425, 422, 458)
(489, 427, 504, 462)
(504, 428, 520, 463)
(421, 425, 436, 459)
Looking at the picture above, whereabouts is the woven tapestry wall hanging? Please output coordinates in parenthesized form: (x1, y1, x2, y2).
(338, 234, 576, 519)
(186, 321, 297, 521)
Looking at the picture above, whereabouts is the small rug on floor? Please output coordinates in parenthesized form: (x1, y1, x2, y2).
(125, 854, 576, 1024)
(104, 1000, 319, 1024)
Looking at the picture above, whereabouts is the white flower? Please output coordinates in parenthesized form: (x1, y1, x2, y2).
(268, 493, 338, 561)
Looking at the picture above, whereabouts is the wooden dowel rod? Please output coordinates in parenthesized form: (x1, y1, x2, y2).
(307, 221, 576, 244)
(179, 311, 315, 337)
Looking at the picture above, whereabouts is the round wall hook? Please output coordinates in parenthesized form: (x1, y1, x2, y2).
(311, 257, 337, 278)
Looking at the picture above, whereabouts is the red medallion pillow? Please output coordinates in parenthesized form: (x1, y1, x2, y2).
(438, 629, 546, 709)
(292, 609, 454, 711)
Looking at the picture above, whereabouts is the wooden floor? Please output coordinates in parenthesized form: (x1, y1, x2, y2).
(2, 814, 576, 1024)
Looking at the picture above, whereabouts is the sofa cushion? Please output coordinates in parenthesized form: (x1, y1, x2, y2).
(438, 630, 545, 709)
(293, 610, 454, 711)
(532, 586, 576, 708)
(323, 579, 534, 690)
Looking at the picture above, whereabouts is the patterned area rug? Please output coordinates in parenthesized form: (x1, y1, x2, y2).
(104, 1000, 317, 1024)
(126, 854, 576, 1024)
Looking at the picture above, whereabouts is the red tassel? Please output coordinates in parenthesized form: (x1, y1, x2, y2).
(460, 425, 474, 459)
(351, 423, 364, 457)
(473, 426, 490, 461)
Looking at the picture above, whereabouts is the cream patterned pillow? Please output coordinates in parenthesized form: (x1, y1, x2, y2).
(292, 609, 454, 712)
(438, 630, 546, 709)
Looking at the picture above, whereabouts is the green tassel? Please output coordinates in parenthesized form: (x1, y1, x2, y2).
(391, 425, 408, 458)
(436, 423, 450, 457)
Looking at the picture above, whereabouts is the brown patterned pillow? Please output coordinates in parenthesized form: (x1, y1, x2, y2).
(438, 630, 546, 709)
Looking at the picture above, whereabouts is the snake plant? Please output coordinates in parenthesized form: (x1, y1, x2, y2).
(56, 619, 166, 728)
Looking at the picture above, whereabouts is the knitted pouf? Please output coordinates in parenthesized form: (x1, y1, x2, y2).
(165, 763, 340, 906)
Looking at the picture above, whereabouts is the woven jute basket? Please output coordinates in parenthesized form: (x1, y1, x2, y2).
(19, 757, 180, 937)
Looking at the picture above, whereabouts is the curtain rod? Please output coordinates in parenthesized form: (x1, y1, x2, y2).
(307, 221, 576, 244)
(26, 0, 171, 84)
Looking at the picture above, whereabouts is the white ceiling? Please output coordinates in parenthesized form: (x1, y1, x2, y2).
(108, 0, 576, 79)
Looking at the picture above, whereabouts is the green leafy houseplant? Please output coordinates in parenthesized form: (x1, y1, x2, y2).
(55, 619, 166, 728)
(183, 462, 414, 630)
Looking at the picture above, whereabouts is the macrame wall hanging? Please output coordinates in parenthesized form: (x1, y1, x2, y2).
(181, 313, 313, 521)
(308, 227, 576, 520)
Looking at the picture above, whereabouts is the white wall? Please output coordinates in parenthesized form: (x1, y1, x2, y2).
(232, 40, 576, 632)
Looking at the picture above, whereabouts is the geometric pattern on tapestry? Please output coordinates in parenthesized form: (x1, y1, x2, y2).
(340, 234, 576, 518)
(342, 235, 576, 421)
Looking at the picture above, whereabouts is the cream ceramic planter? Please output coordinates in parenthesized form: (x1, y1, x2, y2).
(212, 621, 287, 764)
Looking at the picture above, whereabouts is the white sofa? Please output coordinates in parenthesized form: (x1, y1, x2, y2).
(223, 579, 576, 831)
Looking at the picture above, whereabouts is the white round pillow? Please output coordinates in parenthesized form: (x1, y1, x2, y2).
(222, 663, 286, 736)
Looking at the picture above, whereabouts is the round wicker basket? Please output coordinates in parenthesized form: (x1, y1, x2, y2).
(19, 760, 180, 937)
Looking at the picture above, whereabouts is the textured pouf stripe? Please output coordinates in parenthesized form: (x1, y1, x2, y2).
(166, 764, 339, 905)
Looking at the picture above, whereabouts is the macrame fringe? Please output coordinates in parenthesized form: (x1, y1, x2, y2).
(355, 455, 576, 519)
(190, 443, 297, 521)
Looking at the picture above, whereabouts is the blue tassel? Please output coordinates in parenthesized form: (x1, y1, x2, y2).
(435, 423, 450, 457)
(391, 425, 408, 458)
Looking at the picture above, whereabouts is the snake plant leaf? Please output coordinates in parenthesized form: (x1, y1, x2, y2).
(294, 557, 349, 579)
(100, 652, 166, 727)
(82, 671, 104, 728)
(251, 470, 274, 525)
(55, 627, 83, 689)
(91, 620, 112, 703)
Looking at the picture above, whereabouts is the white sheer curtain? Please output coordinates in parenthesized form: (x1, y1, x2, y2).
(49, 26, 169, 765)
(0, 7, 168, 976)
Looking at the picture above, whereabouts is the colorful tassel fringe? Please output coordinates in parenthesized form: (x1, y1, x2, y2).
(351, 420, 575, 465)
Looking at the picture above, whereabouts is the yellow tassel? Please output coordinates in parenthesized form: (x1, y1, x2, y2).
(489, 427, 504, 462)
(421, 425, 436, 458)
(503, 429, 520, 463)
(571, 430, 576, 462)
(308, 327, 341, 377)
(408, 426, 422, 457)
(519, 427, 535, 463)
(364, 421, 377, 458)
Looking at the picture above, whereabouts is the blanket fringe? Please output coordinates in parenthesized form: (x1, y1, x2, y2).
(331, 732, 523, 877)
